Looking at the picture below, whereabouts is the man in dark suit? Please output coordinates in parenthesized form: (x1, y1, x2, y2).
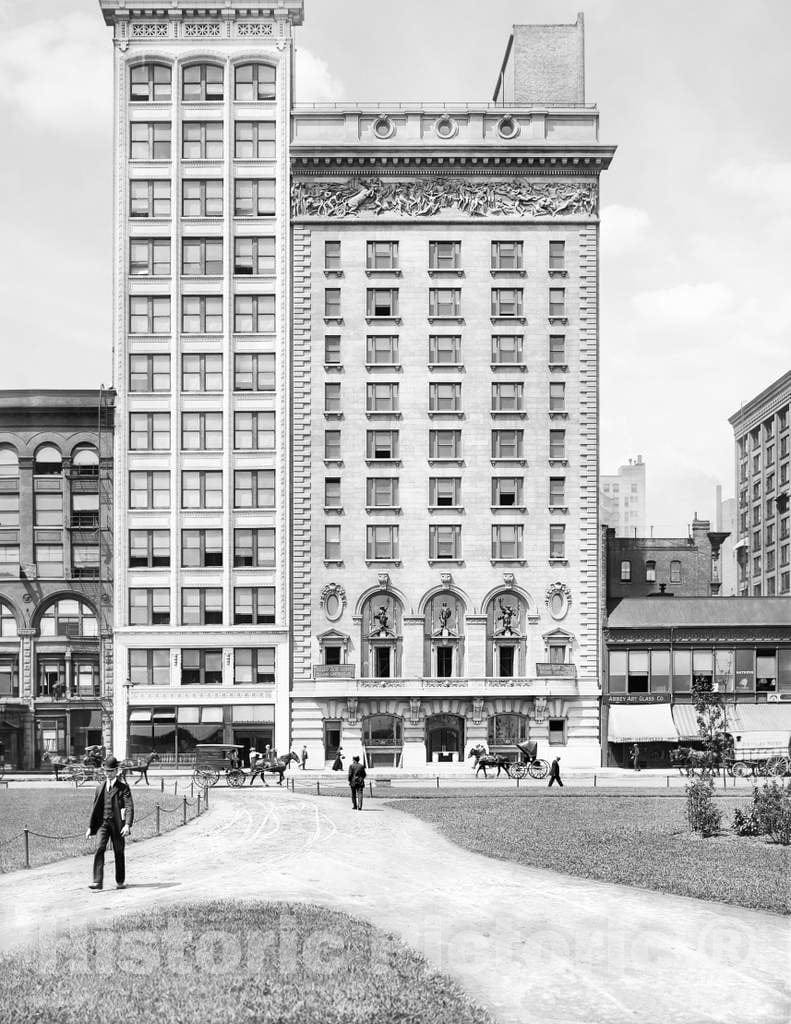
(347, 755, 367, 810)
(85, 755, 134, 890)
(547, 755, 564, 788)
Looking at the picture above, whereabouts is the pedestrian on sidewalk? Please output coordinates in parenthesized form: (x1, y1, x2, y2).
(348, 755, 367, 809)
(85, 755, 134, 891)
(547, 755, 563, 788)
(631, 743, 641, 771)
(300, 745, 308, 770)
(332, 747, 345, 772)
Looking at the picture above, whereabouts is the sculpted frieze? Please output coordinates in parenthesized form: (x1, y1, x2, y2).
(291, 177, 598, 219)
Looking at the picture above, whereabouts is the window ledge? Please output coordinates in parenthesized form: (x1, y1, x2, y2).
(323, 317, 344, 326)
(428, 316, 464, 324)
(491, 559, 527, 566)
(428, 363, 464, 371)
(324, 363, 344, 373)
(323, 459, 344, 467)
(491, 458, 527, 466)
(549, 459, 569, 467)
(428, 559, 465, 566)
(233, 215, 277, 221)
(428, 458, 464, 466)
(548, 363, 569, 371)
(366, 411, 402, 419)
(428, 269, 464, 278)
(365, 268, 401, 277)
(428, 505, 464, 513)
(491, 363, 527, 372)
(491, 316, 527, 325)
(323, 559, 344, 567)
(548, 317, 569, 326)
(490, 410, 527, 418)
(366, 316, 401, 325)
(549, 411, 569, 419)
(233, 272, 276, 280)
(323, 410, 344, 419)
(549, 505, 569, 514)
(490, 505, 526, 513)
(365, 559, 402, 567)
(490, 269, 526, 277)
(428, 410, 464, 419)
(549, 558, 569, 566)
(365, 459, 402, 466)
(548, 269, 568, 278)
(323, 506, 344, 515)
(365, 506, 402, 514)
(324, 270, 344, 278)
(365, 363, 402, 372)
(130, 275, 172, 282)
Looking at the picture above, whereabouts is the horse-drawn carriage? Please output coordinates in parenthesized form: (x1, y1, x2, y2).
(670, 742, 791, 778)
(192, 743, 300, 788)
(469, 740, 550, 780)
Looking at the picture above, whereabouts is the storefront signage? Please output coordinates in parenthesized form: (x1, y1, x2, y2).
(606, 694, 671, 705)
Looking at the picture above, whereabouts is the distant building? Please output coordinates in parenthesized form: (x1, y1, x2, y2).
(600, 455, 646, 536)
(729, 369, 791, 596)
(0, 390, 114, 770)
(716, 485, 738, 596)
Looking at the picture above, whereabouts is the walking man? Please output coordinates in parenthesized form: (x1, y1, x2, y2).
(547, 755, 563, 788)
(85, 755, 134, 890)
(631, 743, 641, 771)
(348, 755, 367, 810)
(300, 744, 308, 770)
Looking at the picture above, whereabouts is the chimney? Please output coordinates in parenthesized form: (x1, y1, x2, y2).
(493, 13, 585, 105)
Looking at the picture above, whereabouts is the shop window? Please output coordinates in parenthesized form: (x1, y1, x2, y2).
(628, 650, 649, 693)
(608, 650, 627, 693)
(488, 713, 529, 748)
(650, 649, 670, 692)
(756, 649, 777, 692)
(672, 650, 691, 693)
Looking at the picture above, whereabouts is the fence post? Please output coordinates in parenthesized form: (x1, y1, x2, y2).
(436, 776, 439, 789)
(204, 784, 209, 809)
(190, 780, 194, 798)
(174, 780, 178, 795)
(666, 774, 670, 789)
(516, 776, 519, 790)
(369, 781, 373, 800)
(160, 777, 164, 793)
(197, 794, 201, 817)
(155, 805, 160, 836)
(23, 826, 30, 869)
(182, 796, 187, 826)
(593, 774, 597, 789)
(316, 780, 321, 796)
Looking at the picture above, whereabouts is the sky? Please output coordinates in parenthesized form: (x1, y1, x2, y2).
(0, 0, 789, 535)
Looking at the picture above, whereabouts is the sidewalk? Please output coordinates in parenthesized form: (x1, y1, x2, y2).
(0, 789, 787, 1024)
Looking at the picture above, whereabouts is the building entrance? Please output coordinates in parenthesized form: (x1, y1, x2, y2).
(425, 713, 464, 763)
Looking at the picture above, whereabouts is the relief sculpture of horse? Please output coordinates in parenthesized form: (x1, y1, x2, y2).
(249, 751, 300, 787)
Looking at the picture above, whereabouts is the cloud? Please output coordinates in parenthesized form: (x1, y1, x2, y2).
(294, 48, 345, 102)
(0, 12, 111, 133)
(713, 159, 791, 207)
(600, 204, 650, 253)
(632, 282, 734, 326)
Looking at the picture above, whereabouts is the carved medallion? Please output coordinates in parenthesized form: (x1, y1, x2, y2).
(545, 581, 572, 620)
(320, 583, 347, 622)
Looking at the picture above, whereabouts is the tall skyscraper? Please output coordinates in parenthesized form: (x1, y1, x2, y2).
(600, 455, 646, 537)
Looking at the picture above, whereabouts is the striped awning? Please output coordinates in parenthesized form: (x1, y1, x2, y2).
(608, 703, 678, 742)
(671, 704, 701, 741)
(729, 704, 791, 751)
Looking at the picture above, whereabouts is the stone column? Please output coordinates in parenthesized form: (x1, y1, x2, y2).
(18, 628, 35, 699)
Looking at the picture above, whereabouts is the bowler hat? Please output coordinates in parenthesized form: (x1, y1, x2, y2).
(103, 755, 120, 769)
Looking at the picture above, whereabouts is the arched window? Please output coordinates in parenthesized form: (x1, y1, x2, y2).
(0, 602, 18, 638)
(0, 449, 19, 529)
(423, 592, 465, 677)
(183, 63, 223, 102)
(34, 445, 62, 476)
(360, 592, 402, 678)
(130, 63, 172, 102)
(38, 598, 97, 638)
(235, 63, 276, 101)
(362, 714, 403, 768)
(486, 591, 528, 677)
(72, 446, 99, 477)
(488, 713, 529, 751)
(0, 447, 18, 478)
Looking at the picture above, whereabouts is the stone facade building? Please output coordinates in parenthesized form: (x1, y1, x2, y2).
(0, 390, 114, 770)
(600, 455, 646, 536)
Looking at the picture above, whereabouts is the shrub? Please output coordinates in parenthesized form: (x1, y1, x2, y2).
(731, 802, 762, 837)
(685, 773, 722, 837)
(752, 780, 791, 845)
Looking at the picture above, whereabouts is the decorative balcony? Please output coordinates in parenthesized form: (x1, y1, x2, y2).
(297, 673, 580, 698)
(313, 663, 356, 679)
(536, 662, 577, 678)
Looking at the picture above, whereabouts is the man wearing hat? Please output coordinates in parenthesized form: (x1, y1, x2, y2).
(85, 755, 134, 890)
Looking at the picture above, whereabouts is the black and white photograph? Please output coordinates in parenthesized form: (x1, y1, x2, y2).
(0, 1, 789, 1022)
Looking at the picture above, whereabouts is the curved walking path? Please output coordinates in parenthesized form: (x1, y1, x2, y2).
(1, 789, 788, 1024)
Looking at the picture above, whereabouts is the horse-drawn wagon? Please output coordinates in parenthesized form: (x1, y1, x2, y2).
(469, 740, 550, 780)
(192, 744, 246, 788)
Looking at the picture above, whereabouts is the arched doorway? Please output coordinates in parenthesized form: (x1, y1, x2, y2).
(425, 713, 465, 763)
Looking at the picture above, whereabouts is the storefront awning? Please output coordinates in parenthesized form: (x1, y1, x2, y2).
(671, 704, 701, 741)
(729, 704, 791, 751)
(129, 710, 152, 723)
(608, 703, 678, 742)
(232, 704, 275, 724)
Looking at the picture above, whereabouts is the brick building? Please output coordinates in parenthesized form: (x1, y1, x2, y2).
(0, 390, 114, 770)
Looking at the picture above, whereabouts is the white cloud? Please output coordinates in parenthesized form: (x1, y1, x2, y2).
(713, 159, 791, 207)
(294, 47, 345, 102)
(0, 12, 111, 133)
(632, 282, 734, 326)
(600, 204, 650, 253)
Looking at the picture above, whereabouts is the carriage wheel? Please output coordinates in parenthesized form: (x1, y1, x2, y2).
(529, 759, 550, 780)
(204, 768, 220, 787)
(192, 768, 208, 787)
(226, 769, 246, 788)
(774, 756, 791, 777)
(511, 762, 527, 780)
(732, 761, 752, 778)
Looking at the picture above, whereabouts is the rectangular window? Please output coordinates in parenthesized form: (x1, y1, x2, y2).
(549, 240, 566, 269)
(181, 528, 222, 568)
(234, 528, 275, 568)
(549, 429, 566, 460)
(131, 63, 172, 102)
(367, 430, 399, 460)
(234, 236, 275, 276)
(71, 492, 98, 528)
(129, 649, 170, 686)
(233, 469, 274, 509)
(549, 335, 566, 364)
(491, 241, 523, 270)
(621, 560, 631, 582)
(429, 429, 461, 460)
(430, 477, 461, 508)
(234, 120, 275, 159)
(428, 335, 461, 365)
(182, 588, 223, 626)
(129, 412, 170, 450)
(652, 650, 671, 693)
(366, 289, 399, 318)
(325, 335, 341, 365)
(324, 288, 341, 318)
(234, 411, 275, 450)
(181, 295, 222, 333)
(324, 383, 341, 412)
(492, 476, 522, 507)
(181, 238, 222, 276)
(366, 525, 399, 561)
(234, 63, 275, 102)
(429, 288, 461, 318)
(234, 587, 275, 625)
(366, 382, 399, 412)
(549, 381, 566, 412)
(491, 335, 523, 364)
(429, 241, 461, 270)
(0, 545, 20, 577)
(548, 718, 566, 745)
(670, 560, 682, 584)
(429, 382, 461, 412)
(183, 64, 224, 102)
(129, 470, 170, 510)
(492, 382, 524, 411)
(234, 179, 275, 217)
(181, 470, 222, 509)
(550, 524, 566, 560)
(492, 524, 524, 560)
(181, 649, 223, 686)
(129, 296, 170, 334)
(130, 353, 170, 392)
(130, 179, 170, 219)
(182, 353, 222, 392)
(234, 294, 275, 332)
(129, 588, 170, 626)
(366, 335, 399, 365)
(366, 241, 399, 270)
(181, 412, 222, 450)
(324, 478, 342, 508)
(130, 121, 171, 160)
(130, 237, 170, 276)
(324, 241, 341, 270)
(549, 288, 566, 317)
(429, 524, 461, 560)
(182, 121, 223, 159)
(234, 352, 275, 391)
(182, 179, 223, 218)
(367, 477, 399, 508)
(491, 288, 523, 318)
(324, 525, 341, 561)
(549, 477, 566, 507)
(492, 429, 524, 460)
(645, 560, 656, 583)
(35, 544, 63, 577)
(234, 648, 276, 685)
(324, 430, 341, 461)
(129, 529, 170, 568)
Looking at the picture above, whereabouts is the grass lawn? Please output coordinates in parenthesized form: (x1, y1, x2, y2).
(0, 786, 205, 873)
(388, 792, 791, 915)
(0, 901, 494, 1024)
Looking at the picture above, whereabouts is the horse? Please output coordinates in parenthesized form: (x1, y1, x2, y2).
(468, 748, 512, 779)
(120, 752, 161, 786)
(248, 751, 300, 787)
(669, 746, 720, 776)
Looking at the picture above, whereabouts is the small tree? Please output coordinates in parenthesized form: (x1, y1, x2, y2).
(685, 774, 722, 836)
(691, 674, 729, 765)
